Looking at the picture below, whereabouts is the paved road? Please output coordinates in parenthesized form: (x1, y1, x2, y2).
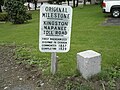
(102, 18, 120, 26)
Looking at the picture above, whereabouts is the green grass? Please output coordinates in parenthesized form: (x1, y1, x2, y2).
(0, 10, 39, 46)
(0, 5, 120, 77)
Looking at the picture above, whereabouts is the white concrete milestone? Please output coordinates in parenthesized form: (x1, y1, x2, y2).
(77, 50, 101, 79)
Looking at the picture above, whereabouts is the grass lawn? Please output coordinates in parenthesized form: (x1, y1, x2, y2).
(0, 5, 120, 89)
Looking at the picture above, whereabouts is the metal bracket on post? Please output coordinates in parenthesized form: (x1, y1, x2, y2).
(51, 52, 57, 75)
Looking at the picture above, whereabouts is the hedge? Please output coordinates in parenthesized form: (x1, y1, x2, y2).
(0, 12, 8, 21)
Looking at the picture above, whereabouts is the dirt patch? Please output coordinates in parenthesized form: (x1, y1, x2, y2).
(0, 45, 66, 90)
(0, 45, 55, 90)
(0, 45, 37, 90)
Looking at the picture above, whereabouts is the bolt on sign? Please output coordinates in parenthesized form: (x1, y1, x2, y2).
(39, 5, 72, 52)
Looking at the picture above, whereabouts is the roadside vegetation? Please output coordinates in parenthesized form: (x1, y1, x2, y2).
(0, 0, 32, 24)
(0, 5, 120, 89)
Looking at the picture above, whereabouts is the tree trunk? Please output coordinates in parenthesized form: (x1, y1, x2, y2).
(73, 0, 75, 7)
(76, 0, 78, 7)
(84, 0, 86, 5)
(67, 0, 69, 6)
(0, 5, 2, 12)
(34, 1, 37, 10)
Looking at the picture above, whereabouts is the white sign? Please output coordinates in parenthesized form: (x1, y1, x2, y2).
(39, 5, 72, 52)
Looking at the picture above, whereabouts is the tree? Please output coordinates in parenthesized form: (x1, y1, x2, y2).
(33, 0, 37, 10)
(27, 0, 32, 10)
(0, 0, 4, 12)
(73, 0, 75, 7)
(67, 0, 69, 6)
(27, 0, 32, 2)
(48, 0, 65, 5)
(84, 0, 86, 5)
(5, 0, 29, 24)
(76, 0, 79, 7)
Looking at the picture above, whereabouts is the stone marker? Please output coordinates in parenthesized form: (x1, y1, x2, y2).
(77, 50, 101, 79)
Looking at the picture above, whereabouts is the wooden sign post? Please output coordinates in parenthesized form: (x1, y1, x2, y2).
(39, 5, 72, 74)
(51, 52, 57, 75)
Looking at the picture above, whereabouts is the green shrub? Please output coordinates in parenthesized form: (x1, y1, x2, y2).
(5, 0, 31, 24)
(0, 12, 8, 21)
(26, 12, 32, 20)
